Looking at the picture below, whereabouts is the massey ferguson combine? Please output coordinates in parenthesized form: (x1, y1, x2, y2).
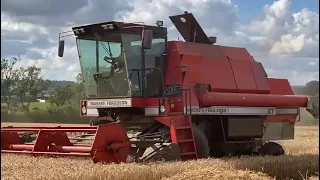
(1, 12, 316, 163)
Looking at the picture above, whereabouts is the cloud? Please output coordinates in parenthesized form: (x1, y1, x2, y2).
(247, 0, 294, 39)
(245, 0, 319, 58)
(1, 0, 318, 86)
(1, 0, 88, 16)
(117, 0, 239, 36)
(1, 12, 54, 58)
(115, 0, 239, 43)
(237, 0, 318, 85)
(270, 34, 305, 55)
(1, 0, 132, 27)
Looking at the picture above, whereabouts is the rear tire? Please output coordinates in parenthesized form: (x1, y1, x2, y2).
(258, 142, 285, 156)
(192, 124, 210, 158)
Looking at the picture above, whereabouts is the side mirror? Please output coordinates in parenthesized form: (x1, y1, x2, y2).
(142, 30, 153, 49)
(58, 40, 65, 57)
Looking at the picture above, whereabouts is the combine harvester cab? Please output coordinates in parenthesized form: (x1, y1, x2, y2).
(1, 12, 316, 164)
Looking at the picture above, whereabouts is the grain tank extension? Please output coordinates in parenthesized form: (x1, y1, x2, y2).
(1, 12, 316, 163)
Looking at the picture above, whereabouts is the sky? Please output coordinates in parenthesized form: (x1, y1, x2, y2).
(1, 0, 319, 86)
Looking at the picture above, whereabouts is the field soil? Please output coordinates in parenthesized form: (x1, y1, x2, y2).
(1, 124, 319, 180)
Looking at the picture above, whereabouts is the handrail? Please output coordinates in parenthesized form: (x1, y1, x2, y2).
(174, 66, 192, 115)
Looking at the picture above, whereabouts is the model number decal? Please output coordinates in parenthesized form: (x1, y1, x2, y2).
(267, 108, 276, 115)
(164, 85, 182, 97)
(189, 107, 229, 114)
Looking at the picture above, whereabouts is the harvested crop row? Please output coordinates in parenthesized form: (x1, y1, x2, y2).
(1, 126, 318, 180)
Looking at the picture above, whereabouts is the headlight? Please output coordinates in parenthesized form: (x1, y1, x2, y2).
(160, 105, 165, 113)
(81, 106, 87, 114)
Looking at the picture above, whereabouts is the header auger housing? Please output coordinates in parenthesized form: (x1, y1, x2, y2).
(1, 12, 316, 164)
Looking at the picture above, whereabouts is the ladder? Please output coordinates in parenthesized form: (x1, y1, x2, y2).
(170, 65, 198, 160)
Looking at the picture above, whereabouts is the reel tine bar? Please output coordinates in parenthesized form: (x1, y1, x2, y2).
(1, 123, 131, 164)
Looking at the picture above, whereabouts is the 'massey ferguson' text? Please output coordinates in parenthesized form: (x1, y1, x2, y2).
(89, 100, 130, 107)
(189, 107, 228, 114)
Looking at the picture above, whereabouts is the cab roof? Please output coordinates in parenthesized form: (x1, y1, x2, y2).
(72, 21, 167, 38)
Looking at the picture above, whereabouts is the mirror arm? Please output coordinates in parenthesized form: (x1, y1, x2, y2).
(58, 30, 75, 58)
(59, 30, 74, 39)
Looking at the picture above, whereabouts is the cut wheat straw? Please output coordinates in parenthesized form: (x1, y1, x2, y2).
(1, 126, 318, 180)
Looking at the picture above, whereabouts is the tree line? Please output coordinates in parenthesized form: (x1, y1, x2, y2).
(1, 57, 86, 123)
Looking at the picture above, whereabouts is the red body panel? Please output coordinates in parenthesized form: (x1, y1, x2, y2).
(250, 61, 270, 92)
(166, 41, 271, 93)
(267, 78, 295, 95)
(230, 59, 257, 91)
(164, 41, 308, 110)
(265, 78, 303, 122)
(131, 98, 160, 107)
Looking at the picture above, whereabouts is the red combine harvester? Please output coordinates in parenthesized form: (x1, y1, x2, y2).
(1, 12, 315, 163)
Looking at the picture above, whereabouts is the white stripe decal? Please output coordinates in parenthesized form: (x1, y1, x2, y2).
(86, 108, 99, 116)
(276, 108, 298, 114)
(82, 106, 299, 116)
(185, 106, 298, 115)
(144, 106, 299, 116)
(145, 107, 159, 116)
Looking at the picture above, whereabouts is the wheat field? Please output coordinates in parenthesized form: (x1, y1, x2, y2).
(1, 125, 319, 180)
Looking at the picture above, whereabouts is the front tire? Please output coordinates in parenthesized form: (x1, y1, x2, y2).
(198, 120, 225, 157)
(192, 124, 210, 158)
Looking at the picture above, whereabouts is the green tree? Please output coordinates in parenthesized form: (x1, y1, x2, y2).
(14, 65, 47, 114)
(1, 57, 20, 111)
(49, 84, 74, 106)
(304, 80, 319, 118)
(69, 73, 86, 110)
(304, 80, 319, 96)
(75, 73, 85, 97)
